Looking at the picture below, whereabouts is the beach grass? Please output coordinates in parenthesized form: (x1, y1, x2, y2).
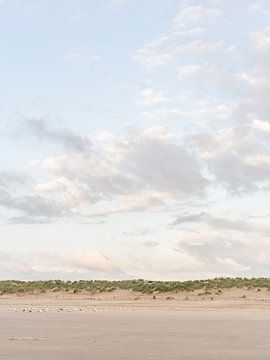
(0, 277, 270, 295)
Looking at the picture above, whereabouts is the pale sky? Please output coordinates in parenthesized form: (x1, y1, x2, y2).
(1, 0, 270, 280)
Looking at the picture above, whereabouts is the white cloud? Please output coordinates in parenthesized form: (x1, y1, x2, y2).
(63, 53, 103, 63)
(171, 230, 259, 276)
(196, 127, 248, 160)
(252, 119, 270, 132)
(0, 250, 122, 280)
(135, 39, 221, 67)
(66, 251, 119, 272)
(140, 108, 181, 120)
(177, 64, 207, 79)
(244, 154, 270, 167)
(191, 123, 270, 191)
(138, 88, 169, 107)
(1, 124, 207, 222)
(106, 0, 128, 7)
(251, 27, 270, 54)
(135, 3, 222, 67)
(173, 5, 221, 28)
(175, 40, 222, 55)
(216, 257, 251, 272)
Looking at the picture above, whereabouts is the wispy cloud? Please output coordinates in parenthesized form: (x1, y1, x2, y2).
(63, 53, 104, 63)
(0, 250, 123, 280)
(138, 88, 169, 107)
(23, 118, 92, 152)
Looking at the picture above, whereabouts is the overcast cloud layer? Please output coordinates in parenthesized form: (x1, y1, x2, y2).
(0, 0, 270, 280)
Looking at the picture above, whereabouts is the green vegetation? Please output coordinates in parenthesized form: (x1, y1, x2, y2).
(0, 278, 269, 295)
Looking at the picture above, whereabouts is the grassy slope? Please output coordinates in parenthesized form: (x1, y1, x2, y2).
(0, 278, 270, 295)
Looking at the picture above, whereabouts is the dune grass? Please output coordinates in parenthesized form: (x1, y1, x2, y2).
(0, 277, 270, 295)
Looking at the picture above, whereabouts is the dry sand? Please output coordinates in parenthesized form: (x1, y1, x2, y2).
(1, 289, 270, 359)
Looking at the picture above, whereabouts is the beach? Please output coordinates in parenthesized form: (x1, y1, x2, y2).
(1, 290, 270, 359)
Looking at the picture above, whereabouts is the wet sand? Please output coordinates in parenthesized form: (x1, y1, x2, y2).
(1, 290, 270, 359)
(1, 308, 270, 359)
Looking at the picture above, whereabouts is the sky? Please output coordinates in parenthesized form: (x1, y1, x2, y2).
(1, 0, 270, 281)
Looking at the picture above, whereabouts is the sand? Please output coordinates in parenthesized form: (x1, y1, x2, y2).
(1, 289, 270, 359)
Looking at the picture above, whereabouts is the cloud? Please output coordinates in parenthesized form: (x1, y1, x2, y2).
(248, 0, 270, 14)
(0, 171, 31, 212)
(23, 118, 92, 152)
(0, 171, 30, 189)
(65, 251, 119, 272)
(8, 216, 52, 225)
(136, 38, 221, 67)
(138, 88, 169, 107)
(168, 204, 270, 277)
(251, 26, 270, 55)
(41, 153, 139, 200)
(171, 211, 265, 234)
(0, 250, 123, 280)
(216, 257, 250, 272)
(191, 124, 270, 192)
(177, 64, 207, 79)
(122, 227, 154, 237)
(15, 195, 66, 218)
(171, 232, 253, 275)
(82, 193, 165, 218)
(173, 5, 221, 28)
(135, 3, 221, 67)
(3, 1, 270, 280)
(2, 125, 207, 222)
(165, 185, 270, 276)
(106, 0, 129, 7)
(1, 193, 66, 222)
(4, 5, 270, 230)
(142, 240, 159, 248)
(63, 53, 104, 63)
(121, 128, 208, 196)
(252, 119, 270, 132)
(125, 246, 204, 280)
(140, 108, 181, 120)
(244, 154, 270, 167)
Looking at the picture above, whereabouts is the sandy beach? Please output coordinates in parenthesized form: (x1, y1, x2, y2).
(1, 290, 270, 359)
(1, 308, 270, 360)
